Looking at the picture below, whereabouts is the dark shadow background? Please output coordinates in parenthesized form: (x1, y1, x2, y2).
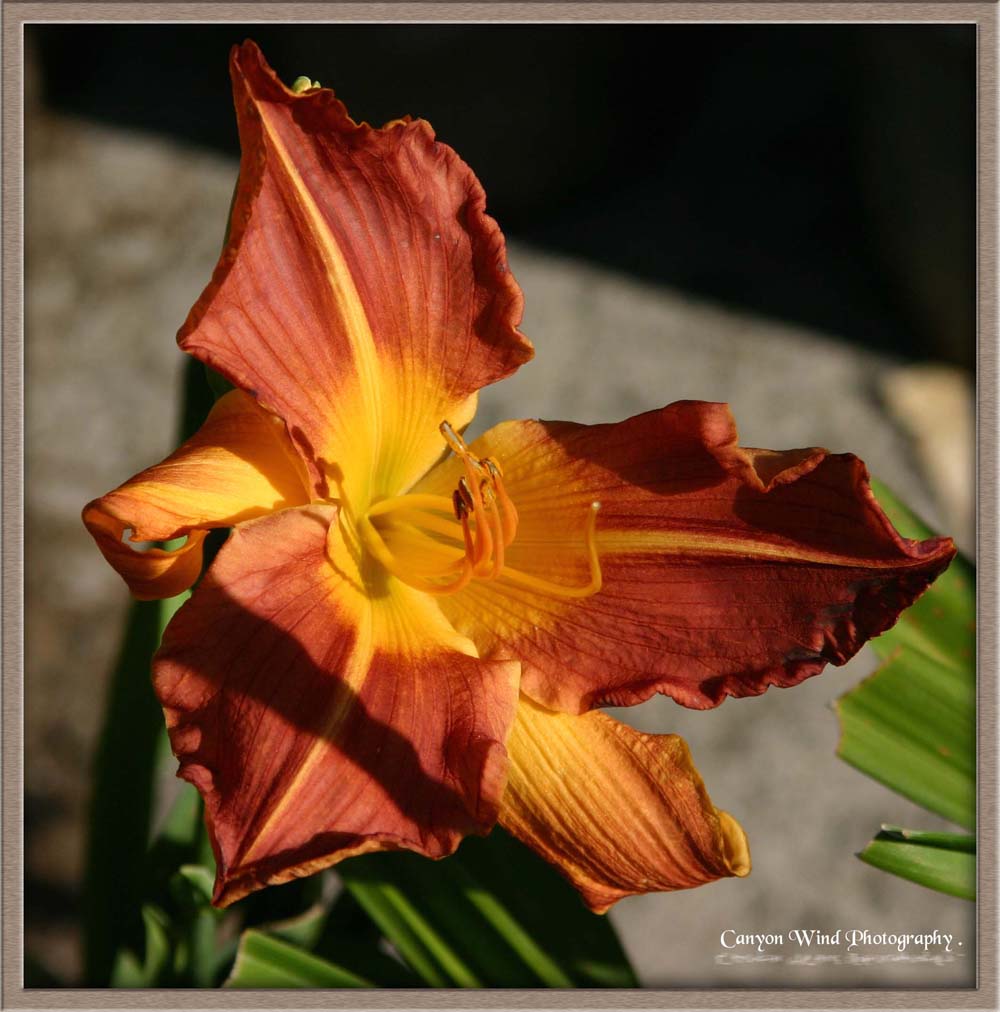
(29, 23, 975, 367)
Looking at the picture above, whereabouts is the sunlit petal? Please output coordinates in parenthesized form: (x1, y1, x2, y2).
(500, 695, 750, 913)
(419, 402, 955, 713)
(178, 41, 533, 509)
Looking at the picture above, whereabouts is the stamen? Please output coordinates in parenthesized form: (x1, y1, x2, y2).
(367, 493, 455, 519)
(489, 470, 518, 546)
(470, 496, 494, 573)
(460, 511, 476, 561)
(357, 511, 474, 596)
(354, 421, 602, 603)
(484, 496, 505, 579)
(394, 510, 466, 544)
(498, 502, 603, 599)
(461, 456, 485, 506)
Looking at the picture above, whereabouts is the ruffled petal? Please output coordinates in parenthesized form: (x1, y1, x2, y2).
(83, 389, 310, 599)
(154, 505, 519, 907)
(499, 696, 750, 913)
(417, 401, 956, 713)
(178, 41, 532, 509)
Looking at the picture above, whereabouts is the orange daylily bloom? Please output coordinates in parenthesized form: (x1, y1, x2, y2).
(84, 42, 954, 912)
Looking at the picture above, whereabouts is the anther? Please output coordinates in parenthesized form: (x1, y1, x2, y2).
(456, 477, 476, 513)
(452, 489, 468, 521)
(439, 420, 467, 457)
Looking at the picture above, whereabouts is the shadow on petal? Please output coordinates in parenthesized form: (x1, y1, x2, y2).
(153, 504, 519, 907)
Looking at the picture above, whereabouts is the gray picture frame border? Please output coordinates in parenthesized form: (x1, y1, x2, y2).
(3, 3, 996, 1010)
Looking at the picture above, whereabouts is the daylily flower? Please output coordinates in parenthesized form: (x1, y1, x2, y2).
(84, 41, 955, 912)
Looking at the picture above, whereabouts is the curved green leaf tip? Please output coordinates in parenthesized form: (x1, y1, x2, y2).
(225, 931, 374, 988)
(859, 829, 975, 901)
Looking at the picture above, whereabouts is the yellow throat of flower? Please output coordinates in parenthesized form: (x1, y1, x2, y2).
(351, 421, 603, 599)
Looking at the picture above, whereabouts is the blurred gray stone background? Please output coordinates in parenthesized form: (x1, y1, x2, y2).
(24, 26, 976, 990)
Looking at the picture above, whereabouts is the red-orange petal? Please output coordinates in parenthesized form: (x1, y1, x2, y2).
(154, 505, 519, 907)
(178, 41, 533, 507)
(499, 696, 750, 913)
(83, 389, 310, 600)
(417, 401, 956, 714)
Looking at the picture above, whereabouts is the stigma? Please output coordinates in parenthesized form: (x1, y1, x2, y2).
(354, 421, 603, 599)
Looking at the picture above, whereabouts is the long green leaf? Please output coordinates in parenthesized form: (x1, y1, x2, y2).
(835, 479, 975, 830)
(859, 833, 975, 901)
(340, 862, 481, 987)
(339, 829, 636, 988)
(456, 830, 636, 987)
(877, 824, 976, 852)
(82, 598, 177, 985)
(167, 864, 223, 987)
(259, 903, 329, 950)
(312, 888, 424, 987)
(835, 650, 974, 828)
(225, 930, 375, 988)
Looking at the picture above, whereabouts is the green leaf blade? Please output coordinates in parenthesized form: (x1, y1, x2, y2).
(312, 889, 424, 987)
(338, 830, 637, 989)
(460, 884, 574, 988)
(835, 652, 975, 828)
(82, 598, 178, 985)
(339, 863, 482, 987)
(225, 930, 375, 988)
(859, 835, 976, 901)
(877, 825, 976, 852)
(455, 830, 637, 988)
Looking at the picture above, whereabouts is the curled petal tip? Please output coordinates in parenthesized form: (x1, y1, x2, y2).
(717, 809, 752, 877)
(81, 390, 310, 599)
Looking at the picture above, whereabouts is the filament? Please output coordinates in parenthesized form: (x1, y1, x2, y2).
(354, 421, 602, 600)
(356, 512, 474, 596)
(498, 502, 603, 599)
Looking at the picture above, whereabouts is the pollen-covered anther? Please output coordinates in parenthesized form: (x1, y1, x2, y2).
(439, 419, 468, 457)
(452, 489, 469, 521)
(455, 477, 476, 516)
